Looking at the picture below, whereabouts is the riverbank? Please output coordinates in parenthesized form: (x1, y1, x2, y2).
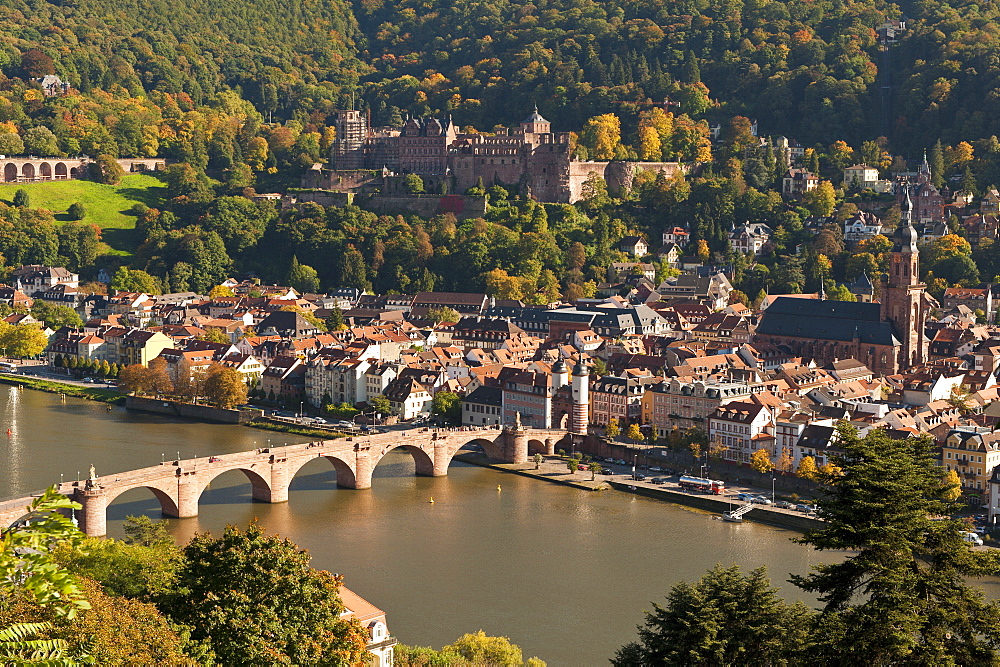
(0, 373, 121, 403)
(246, 419, 349, 440)
(455, 452, 826, 533)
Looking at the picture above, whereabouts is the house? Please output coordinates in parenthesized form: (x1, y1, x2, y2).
(656, 273, 733, 311)
(608, 262, 656, 281)
(589, 375, 651, 426)
(11, 265, 79, 296)
(461, 385, 503, 426)
(661, 227, 690, 246)
(782, 168, 819, 196)
(338, 586, 396, 667)
(641, 378, 754, 438)
(618, 235, 648, 257)
(729, 223, 772, 256)
(982, 189, 1000, 216)
(656, 242, 682, 266)
(843, 164, 880, 190)
(842, 211, 884, 245)
(942, 428, 1000, 498)
(260, 356, 307, 400)
(707, 401, 775, 465)
(306, 355, 373, 408)
(256, 310, 320, 339)
(102, 328, 175, 366)
(410, 292, 490, 318)
(942, 287, 996, 321)
(383, 376, 432, 420)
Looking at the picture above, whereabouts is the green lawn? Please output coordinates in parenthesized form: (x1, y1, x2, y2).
(0, 174, 167, 253)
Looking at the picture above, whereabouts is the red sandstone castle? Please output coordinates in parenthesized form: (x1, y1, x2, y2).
(320, 108, 684, 203)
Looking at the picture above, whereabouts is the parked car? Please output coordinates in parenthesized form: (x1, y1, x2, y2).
(736, 493, 755, 502)
(651, 477, 666, 485)
(775, 500, 796, 509)
(796, 504, 816, 513)
(752, 496, 772, 505)
(337, 420, 354, 428)
(964, 532, 985, 546)
(615, 459, 627, 466)
(649, 466, 662, 472)
(600, 469, 615, 476)
(631, 473, 646, 481)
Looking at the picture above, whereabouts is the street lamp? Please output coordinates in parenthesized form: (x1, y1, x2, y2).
(633, 453, 638, 478)
(299, 401, 304, 422)
(772, 476, 776, 504)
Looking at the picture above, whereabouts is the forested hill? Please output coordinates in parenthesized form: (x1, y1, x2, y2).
(0, 0, 365, 108)
(1, 0, 1000, 151)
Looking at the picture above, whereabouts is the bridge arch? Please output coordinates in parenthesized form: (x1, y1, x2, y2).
(3, 164, 16, 182)
(104, 483, 179, 519)
(372, 442, 435, 476)
(527, 438, 546, 455)
(462, 437, 504, 461)
(194, 466, 271, 504)
(54, 162, 67, 178)
(38, 162, 51, 179)
(286, 452, 358, 489)
(21, 163, 34, 179)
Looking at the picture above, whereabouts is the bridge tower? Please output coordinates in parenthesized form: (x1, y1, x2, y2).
(570, 361, 589, 435)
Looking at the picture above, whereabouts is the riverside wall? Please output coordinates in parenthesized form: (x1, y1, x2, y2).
(125, 396, 262, 424)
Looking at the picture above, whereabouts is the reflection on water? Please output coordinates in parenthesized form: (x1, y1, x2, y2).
(2, 386, 994, 664)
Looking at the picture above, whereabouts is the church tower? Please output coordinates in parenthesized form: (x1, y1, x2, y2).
(881, 189, 927, 370)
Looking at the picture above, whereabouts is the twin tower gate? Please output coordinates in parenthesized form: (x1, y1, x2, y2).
(0, 426, 575, 536)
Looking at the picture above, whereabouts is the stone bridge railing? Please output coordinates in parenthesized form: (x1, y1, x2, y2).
(0, 426, 573, 536)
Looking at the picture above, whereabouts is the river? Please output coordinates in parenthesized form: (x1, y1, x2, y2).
(3, 386, 852, 664)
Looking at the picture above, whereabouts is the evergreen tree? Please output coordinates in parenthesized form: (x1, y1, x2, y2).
(792, 424, 1000, 664)
(930, 140, 946, 189)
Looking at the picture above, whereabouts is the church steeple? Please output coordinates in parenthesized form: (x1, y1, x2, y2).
(882, 180, 927, 371)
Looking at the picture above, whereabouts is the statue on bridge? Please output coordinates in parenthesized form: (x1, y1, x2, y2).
(514, 411, 522, 430)
(85, 464, 98, 489)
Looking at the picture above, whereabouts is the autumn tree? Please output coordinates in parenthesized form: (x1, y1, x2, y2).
(775, 447, 794, 473)
(750, 448, 775, 474)
(605, 418, 620, 439)
(202, 365, 248, 409)
(804, 181, 837, 217)
(626, 423, 643, 442)
(796, 455, 819, 481)
(579, 114, 623, 160)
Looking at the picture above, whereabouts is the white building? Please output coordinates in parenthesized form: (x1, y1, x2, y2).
(707, 401, 775, 464)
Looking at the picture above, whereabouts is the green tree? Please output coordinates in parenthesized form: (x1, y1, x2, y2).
(198, 328, 230, 344)
(67, 202, 86, 220)
(403, 173, 425, 194)
(165, 522, 369, 665)
(605, 418, 620, 439)
(804, 181, 837, 217)
(533, 453, 543, 469)
(326, 307, 346, 332)
(0, 487, 90, 618)
(369, 394, 392, 420)
(12, 189, 29, 208)
(567, 459, 579, 474)
(91, 154, 125, 185)
(286, 255, 320, 294)
(792, 425, 1000, 663)
(443, 630, 537, 665)
(431, 391, 462, 424)
(426, 306, 460, 324)
(613, 565, 811, 665)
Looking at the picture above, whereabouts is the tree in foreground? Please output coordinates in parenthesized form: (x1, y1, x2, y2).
(395, 630, 545, 666)
(791, 424, 1000, 664)
(750, 448, 774, 474)
(612, 565, 811, 665)
(164, 522, 369, 665)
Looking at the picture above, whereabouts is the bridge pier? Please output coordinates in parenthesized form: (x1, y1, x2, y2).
(73, 488, 107, 537)
(507, 430, 528, 464)
(349, 449, 373, 489)
(172, 471, 201, 519)
(261, 456, 290, 503)
(544, 438, 555, 455)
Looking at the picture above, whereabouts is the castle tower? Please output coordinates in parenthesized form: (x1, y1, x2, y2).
(570, 361, 589, 435)
(520, 106, 551, 136)
(330, 110, 368, 170)
(881, 188, 927, 370)
(551, 358, 568, 388)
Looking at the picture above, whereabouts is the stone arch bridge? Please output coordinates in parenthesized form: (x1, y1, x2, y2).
(0, 426, 572, 536)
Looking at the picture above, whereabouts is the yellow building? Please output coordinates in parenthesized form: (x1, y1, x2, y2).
(941, 429, 1000, 496)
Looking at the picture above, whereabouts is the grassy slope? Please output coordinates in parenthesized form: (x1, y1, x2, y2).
(0, 174, 166, 253)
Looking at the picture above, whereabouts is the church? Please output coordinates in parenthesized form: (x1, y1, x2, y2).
(754, 191, 932, 376)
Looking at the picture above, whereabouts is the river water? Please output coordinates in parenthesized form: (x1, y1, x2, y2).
(3, 386, 854, 664)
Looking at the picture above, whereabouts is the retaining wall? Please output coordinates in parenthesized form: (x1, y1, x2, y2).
(125, 396, 262, 424)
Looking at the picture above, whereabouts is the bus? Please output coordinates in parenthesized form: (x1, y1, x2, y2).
(678, 475, 726, 495)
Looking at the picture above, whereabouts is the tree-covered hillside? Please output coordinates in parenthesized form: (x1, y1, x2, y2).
(0, 0, 998, 152)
